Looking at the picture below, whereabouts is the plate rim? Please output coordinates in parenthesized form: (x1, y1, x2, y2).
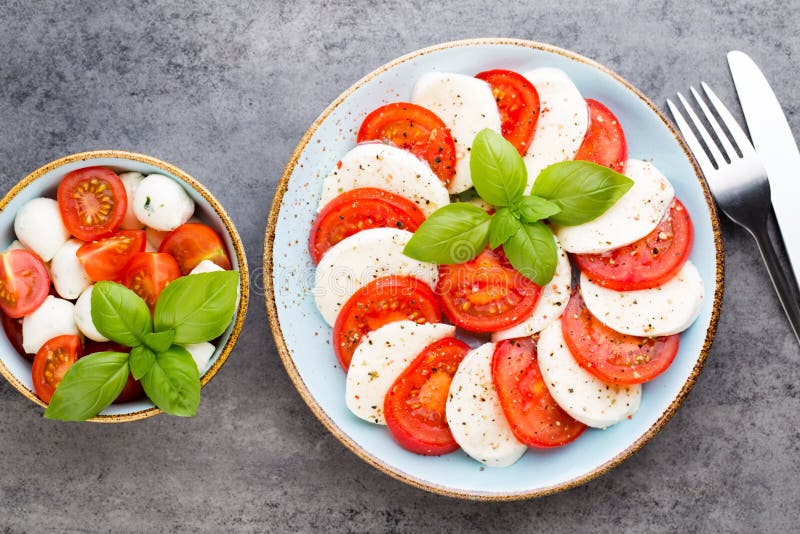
(263, 38, 725, 500)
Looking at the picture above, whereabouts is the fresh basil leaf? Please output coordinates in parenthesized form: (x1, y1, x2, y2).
(140, 345, 201, 417)
(91, 281, 152, 347)
(154, 271, 239, 345)
(488, 208, 521, 249)
(44, 352, 130, 421)
(144, 330, 175, 353)
(531, 161, 634, 226)
(503, 222, 558, 286)
(470, 129, 527, 207)
(403, 203, 490, 264)
(516, 195, 561, 223)
(130, 345, 156, 380)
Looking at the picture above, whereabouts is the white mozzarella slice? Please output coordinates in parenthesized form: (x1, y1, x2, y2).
(318, 143, 449, 217)
(446, 342, 526, 467)
(411, 72, 502, 194)
(346, 321, 455, 424)
(50, 239, 91, 300)
(190, 259, 224, 275)
(182, 341, 216, 374)
(22, 296, 79, 354)
(555, 159, 674, 254)
(580, 261, 704, 337)
(313, 228, 438, 326)
(14, 197, 70, 262)
(133, 174, 195, 232)
(492, 240, 571, 342)
(119, 172, 145, 229)
(538, 321, 641, 428)
(522, 68, 589, 191)
(73, 285, 108, 342)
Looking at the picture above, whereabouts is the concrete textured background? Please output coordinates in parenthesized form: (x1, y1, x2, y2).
(0, 0, 798, 532)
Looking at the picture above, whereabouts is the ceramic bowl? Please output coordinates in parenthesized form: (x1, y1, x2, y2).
(264, 39, 723, 499)
(0, 150, 249, 422)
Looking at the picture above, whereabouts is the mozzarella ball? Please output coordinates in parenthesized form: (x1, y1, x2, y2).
(133, 174, 195, 232)
(50, 239, 91, 300)
(119, 172, 145, 230)
(22, 296, 79, 354)
(182, 342, 216, 374)
(190, 259, 225, 275)
(14, 197, 70, 261)
(73, 286, 108, 342)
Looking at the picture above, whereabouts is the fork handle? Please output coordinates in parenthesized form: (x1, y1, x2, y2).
(750, 223, 800, 345)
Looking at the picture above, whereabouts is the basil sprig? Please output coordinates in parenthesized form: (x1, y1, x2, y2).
(44, 271, 239, 421)
(404, 129, 633, 285)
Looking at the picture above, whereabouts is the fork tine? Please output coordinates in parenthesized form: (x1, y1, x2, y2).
(690, 86, 738, 161)
(677, 92, 724, 168)
(667, 98, 716, 176)
(701, 82, 757, 157)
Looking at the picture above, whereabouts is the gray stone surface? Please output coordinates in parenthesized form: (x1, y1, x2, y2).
(0, 0, 798, 531)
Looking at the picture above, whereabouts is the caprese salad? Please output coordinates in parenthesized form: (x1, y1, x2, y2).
(309, 66, 703, 466)
(1, 165, 239, 420)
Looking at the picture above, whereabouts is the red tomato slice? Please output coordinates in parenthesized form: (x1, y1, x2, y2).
(357, 103, 456, 185)
(57, 167, 127, 241)
(309, 188, 426, 264)
(0, 249, 51, 318)
(2, 311, 30, 360)
(562, 290, 680, 385)
(84, 340, 144, 404)
(492, 337, 586, 447)
(475, 69, 540, 155)
(77, 230, 146, 281)
(122, 252, 181, 311)
(574, 199, 693, 291)
(158, 223, 232, 275)
(333, 275, 441, 371)
(32, 334, 83, 403)
(436, 248, 541, 333)
(384, 337, 470, 455)
(574, 99, 627, 173)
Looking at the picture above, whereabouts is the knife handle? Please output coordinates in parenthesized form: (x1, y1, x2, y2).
(750, 221, 800, 344)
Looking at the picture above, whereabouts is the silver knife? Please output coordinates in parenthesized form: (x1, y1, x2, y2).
(728, 50, 800, 285)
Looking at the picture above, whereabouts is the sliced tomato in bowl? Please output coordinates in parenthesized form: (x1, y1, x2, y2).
(384, 337, 470, 456)
(77, 230, 146, 281)
(57, 166, 127, 241)
(574, 199, 693, 291)
(475, 69, 540, 156)
(436, 247, 541, 333)
(562, 290, 680, 385)
(309, 188, 426, 264)
(333, 275, 440, 371)
(122, 252, 181, 311)
(158, 223, 232, 275)
(0, 249, 51, 318)
(357, 102, 456, 186)
(32, 334, 83, 403)
(574, 99, 628, 173)
(492, 337, 586, 447)
(2, 311, 30, 360)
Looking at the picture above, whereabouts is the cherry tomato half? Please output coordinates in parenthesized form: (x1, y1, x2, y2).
(475, 69, 540, 155)
(2, 311, 29, 360)
(574, 99, 628, 173)
(158, 223, 232, 275)
(309, 188, 426, 264)
(122, 252, 181, 311)
(357, 102, 456, 185)
(384, 337, 470, 455)
(562, 290, 680, 385)
(32, 334, 83, 403)
(436, 248, 541, 333)
(57, 167, 127, 241)
(77, 230, 147, 281)
(0, 249, 51, 318)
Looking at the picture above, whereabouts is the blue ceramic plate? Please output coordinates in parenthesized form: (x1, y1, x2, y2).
(0, 151, 249, 422)
(265, 39, 723, 499)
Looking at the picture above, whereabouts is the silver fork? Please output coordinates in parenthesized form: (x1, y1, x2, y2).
(667, 83, 800, 343)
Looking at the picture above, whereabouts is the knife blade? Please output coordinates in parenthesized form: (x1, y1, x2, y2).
(728, 50, 800, 285)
